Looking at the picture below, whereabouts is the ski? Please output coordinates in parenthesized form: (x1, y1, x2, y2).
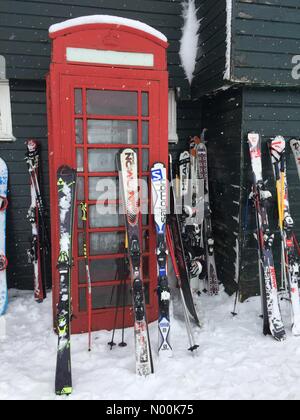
(269, 136, 300, 336)
(118, 149, 153, 376)
(166, 226, 199, 352)
(55, 166, 77, 396)
(248, 133, 286, 341)
(151, 163, 172, 358)
(80, 202, 92, 352)
(168, 154, 201, 327)
(25, 140, 46, 302)
(0, 158, 8, 316)
(195, 136, 219, 295)
(290, 139, 300, 181)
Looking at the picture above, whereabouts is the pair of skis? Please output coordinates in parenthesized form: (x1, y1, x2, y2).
(25, 140, 49, 303)
(248, 133, 300, 341)
(117, 149, 200, 376)
(268, 136, 300, 336)
(151, 158, 200, 357)
(179, 135, 219, 295)
(248, 133, 286, 341)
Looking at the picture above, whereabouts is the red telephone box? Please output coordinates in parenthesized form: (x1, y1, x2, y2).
(47, 16, 169, 334)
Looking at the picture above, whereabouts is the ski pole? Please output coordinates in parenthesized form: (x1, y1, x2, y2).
(166, 226, 199, 352)
(80, 202, 92, 352)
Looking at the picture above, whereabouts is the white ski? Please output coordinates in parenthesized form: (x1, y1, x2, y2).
(290, 139, 300, 181)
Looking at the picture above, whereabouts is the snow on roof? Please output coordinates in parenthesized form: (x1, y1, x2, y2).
(49, 15, 168, 43)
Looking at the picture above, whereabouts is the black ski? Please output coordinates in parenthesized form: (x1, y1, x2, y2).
(168, 154, 201, 327)
(151, 163, 172, 357)
(55, 165, 77, 396)
(25, 139, 48, 302)
(248, 133, 286, 342)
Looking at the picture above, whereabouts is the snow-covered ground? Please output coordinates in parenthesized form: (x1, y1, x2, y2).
(1, 289, 300, 400)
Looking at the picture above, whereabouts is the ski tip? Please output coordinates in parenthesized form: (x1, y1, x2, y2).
(291, 325, 300, 337)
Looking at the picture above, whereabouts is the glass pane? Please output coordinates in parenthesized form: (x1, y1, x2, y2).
(143, 230, 150, 252)
(88, 149, 119, 173)
(87, 120, 138, 145)
(78, 258, 129, 284)
(76, 148, 84, 172)
(89, 204, 123, 228)
(75, 119, 83, 144)
(142, 121, 149, 145)
(89, 177, 119, 201)
(142, 93, 149, 117)
(77, 177, 84, 201)
(142, 214, 149, 226)
(143, 257, 150, 279)
(75, 89, 82, 114)
(90, 232, 126, 256)
(87, 90, 137, 116)
(79, 285, 132, 311)
(140, 176, 149, 215)
(142, 149, 149, 171)
(78, 233, 84, 257)
(77, 205, 83, 229)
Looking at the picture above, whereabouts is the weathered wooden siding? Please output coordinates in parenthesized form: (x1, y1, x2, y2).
(192, 0, 229, 97)
(0, 0, 189, 95)
(202, 87, 243, 294)
(240, 87, 300, 299)
(233, 0, 300, 87)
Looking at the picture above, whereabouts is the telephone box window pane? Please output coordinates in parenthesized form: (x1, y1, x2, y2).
(87, 120, 137, 145)
(89, 204, 123, 228)
(77, 176, 84, 201)
(87, 90, 137, 116)
(78, 205, 83, 229)
(141, 176, 149, 215)
(142, 149, 149, 171)
(142, 121, 149, 145)
(88, 149, 119, 173)
(77, 148, 84, 172)
(89, 177, 119, 201)
(79, 285, 132, 311)
(75, 89, 82, 114)
(78, 233, 84, 257)
(142, 93, 149, 117)
(143, 231, 150, 252)
(78, 258, 128, 284)
(90, 232, 126, 256)
(75, 119, 83, 144)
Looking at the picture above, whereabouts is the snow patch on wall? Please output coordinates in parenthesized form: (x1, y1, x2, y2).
(179, 0, 200, 84)
(224, 0, 233, 80)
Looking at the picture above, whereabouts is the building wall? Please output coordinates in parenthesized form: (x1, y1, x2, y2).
(202, 87, 243, 295)
(0, 0, 190, 95)
(192, 0, 228, 97)
(232, 0, 300, 87)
